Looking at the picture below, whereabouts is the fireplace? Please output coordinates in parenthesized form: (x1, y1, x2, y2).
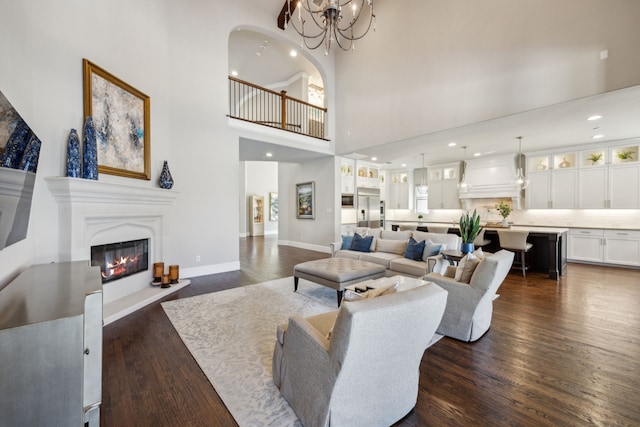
(91, 238, 149, 284)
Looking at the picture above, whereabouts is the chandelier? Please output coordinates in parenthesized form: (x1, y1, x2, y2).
(457, 146, 471, 192)
(513, 136, 529, 190)
(417, 153, 428, 194)
(280, 0, 376, 55)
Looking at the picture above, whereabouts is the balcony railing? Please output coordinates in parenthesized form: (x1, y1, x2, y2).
(228, 76, 327, 140)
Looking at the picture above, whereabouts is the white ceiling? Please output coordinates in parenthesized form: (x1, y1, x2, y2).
(234, 9, 640, 169)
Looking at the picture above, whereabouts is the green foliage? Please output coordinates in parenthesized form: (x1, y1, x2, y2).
(495, 201, 512, 218)
(617, 150, 634, 160)
(459, 209, 482, 244)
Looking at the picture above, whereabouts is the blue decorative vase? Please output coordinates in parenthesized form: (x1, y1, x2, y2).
(0, 118, 31, 169)
(159, 161, 174, 189)
(461, 243, 475, 254)
(18, 133, 41, 172)
(66, 129, 81, 177)
(82, 116, 98, 180)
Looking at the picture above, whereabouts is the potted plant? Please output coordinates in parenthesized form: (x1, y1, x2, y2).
(588, 152, 603, 165)
(459, 209, 482, 253)
(495, 201, 512, 227)
(417, 214, 423, 223)
(617, 150, 634, 161)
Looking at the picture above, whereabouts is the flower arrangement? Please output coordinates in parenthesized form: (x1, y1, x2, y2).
(617, 150, 634, 161)
(588, 152, 603, 165)
(495, 201, 512, 219)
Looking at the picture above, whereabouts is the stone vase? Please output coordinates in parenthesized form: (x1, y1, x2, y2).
(502, 217, 509, 227)
(66, 129, 81, 178)
(159, 160, 174, 189)
(82, 116, 99, 180)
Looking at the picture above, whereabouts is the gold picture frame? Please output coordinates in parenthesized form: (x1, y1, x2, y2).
(83, 59, 151, 180)
(296, 182, 315, 219)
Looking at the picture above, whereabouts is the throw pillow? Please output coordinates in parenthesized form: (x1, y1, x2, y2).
(454, 253, 482, 283)
(350, 233, 374, 252)
(404, 237, 426, 261)
(375, 238, 407, 255)
(340, 235, 354, 250)
(422, 239, 443, 260)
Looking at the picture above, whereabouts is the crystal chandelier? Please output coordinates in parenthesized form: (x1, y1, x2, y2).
(417, 153, 428, 194)
(281, 0, 376, 55)
(457, 146, 471, 192)
(513, 136, 529, 190)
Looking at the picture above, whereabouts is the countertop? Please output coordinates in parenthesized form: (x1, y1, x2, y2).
(388, 220, 639, 232)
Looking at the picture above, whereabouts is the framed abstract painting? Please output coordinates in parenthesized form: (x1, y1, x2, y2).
(296, 181, 315, 219)
(83, 59, 151, 180)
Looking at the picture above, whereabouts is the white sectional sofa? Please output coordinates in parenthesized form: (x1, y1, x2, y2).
(330, 228, 462, 278)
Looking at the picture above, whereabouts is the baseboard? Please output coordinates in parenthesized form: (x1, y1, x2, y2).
(278, 240, 331, 254)
(181, 261, 241, 279)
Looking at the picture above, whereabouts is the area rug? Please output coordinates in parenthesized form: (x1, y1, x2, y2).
(161, 277, 443, 427)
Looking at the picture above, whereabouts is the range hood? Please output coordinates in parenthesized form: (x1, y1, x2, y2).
(458, 153, 523, 209)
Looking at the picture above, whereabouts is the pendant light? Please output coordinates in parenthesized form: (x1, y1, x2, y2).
(513, 136, 529, 190)
(417, 153, 428, 194)
(457, 146, 470, 192)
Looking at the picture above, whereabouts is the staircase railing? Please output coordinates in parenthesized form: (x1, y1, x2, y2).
(228, 76, 327, 140)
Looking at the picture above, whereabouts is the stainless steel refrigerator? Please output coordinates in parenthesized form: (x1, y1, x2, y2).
(357, 188, 381, 228)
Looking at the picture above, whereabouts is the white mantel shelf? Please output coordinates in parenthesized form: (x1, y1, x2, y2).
(45, 176, 179, 206)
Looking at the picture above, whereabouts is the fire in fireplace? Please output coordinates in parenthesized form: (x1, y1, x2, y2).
(91, 238, 149, 283)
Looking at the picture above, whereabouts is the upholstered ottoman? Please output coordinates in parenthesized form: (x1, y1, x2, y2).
(293, 258, 387, 305)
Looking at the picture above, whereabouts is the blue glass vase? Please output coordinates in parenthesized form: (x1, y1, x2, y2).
(66, 129, 81, 177)
(18, 133, 41, 173)
(159, 161, 174, 189)
(83, 116, 98, 180)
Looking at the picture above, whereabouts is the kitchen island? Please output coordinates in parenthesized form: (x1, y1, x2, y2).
(390, 222, 568, 280)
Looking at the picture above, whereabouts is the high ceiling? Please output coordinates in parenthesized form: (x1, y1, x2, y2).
(234, 9, 640, 169)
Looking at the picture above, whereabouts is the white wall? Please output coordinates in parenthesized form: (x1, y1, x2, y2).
(278, 157, 337, 252)
(0, 0, 336, 286)
(334, 0, 640, 154)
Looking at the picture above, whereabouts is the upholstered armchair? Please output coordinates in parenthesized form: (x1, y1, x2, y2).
(424, 249, 514, 342)
(272, 284, 448, 427)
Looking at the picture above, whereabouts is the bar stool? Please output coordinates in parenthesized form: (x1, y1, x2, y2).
(497, 230, 533, 276)
(473, 228, 492, 248)
(427, 226, 449, 234)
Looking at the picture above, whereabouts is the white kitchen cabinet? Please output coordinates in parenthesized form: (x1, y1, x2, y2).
(0, 261, 103, 426)
(578, 166, 608, 208)
(568, 228, 640, 266)
(550, 168, 578, 208)
(568, 229, 604, 263)
(525, 156, 551, 209)
(603, 229, 640, 266)
(428, 162, 460, 209)
(609, 163, 640, 208)
(388, 172, 409, 209)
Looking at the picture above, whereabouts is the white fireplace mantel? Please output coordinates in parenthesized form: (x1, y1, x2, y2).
(45, 176, 188, 324)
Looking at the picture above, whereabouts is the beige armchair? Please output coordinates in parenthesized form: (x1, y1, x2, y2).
(272, 284, 448, 427)
(424, 249, 514, 342)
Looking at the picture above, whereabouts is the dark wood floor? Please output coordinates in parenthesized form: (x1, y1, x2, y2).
(102, 236, 640, 426)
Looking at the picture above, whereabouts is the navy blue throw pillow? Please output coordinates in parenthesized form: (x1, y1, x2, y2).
(404, 237, 426, 261)
(350, 233, 373, 252)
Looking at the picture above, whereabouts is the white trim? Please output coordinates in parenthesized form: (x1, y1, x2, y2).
(180, 261, 240, 279)
(277, 239, 331, 254)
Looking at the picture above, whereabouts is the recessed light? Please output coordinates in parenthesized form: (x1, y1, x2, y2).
(266, 152, 273, 157)
(587, 115, 602, 121)
(473, 152, 481, 157)
(401, 163, 407, 167)
(290, 49, 298, 57)
(371, 157, 377, 161)
(231, 70, 238, 77)
(592, 134, 604, 139)
(448, 142, 457, 147)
